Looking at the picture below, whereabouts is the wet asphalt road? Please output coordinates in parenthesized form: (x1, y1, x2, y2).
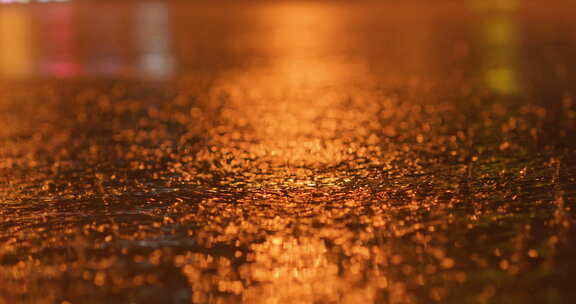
(1, 1, 576, 303)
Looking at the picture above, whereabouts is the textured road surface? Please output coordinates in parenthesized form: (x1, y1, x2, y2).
(1, 1, 576, 303)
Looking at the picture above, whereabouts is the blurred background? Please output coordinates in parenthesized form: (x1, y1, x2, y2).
(0, 0, 574, 96)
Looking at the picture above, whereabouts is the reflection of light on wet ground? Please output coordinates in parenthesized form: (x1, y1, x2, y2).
(468, 0, 517, 13)
(81, 4, 130, 77)
(243, 235, 368, 304)
(217, 3, 367, 90)
(259, 3, 363, 87)
(0, 7, 32, 78)
(471, 0, 520, 94)
(136, 2, 174, 79)
(210, 3, 371, 174)
(1, 2, 576, 304)
(0, 2, 174, 79)
(246, 236, 335, 299)
(36, 4, 79, 77)
(482, 15, 519, 94)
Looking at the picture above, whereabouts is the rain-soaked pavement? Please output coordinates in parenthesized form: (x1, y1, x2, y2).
(1, 1, 576, 303)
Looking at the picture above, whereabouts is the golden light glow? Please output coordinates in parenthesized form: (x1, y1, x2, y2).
(0, 2, 571, 304)
(482, 15, 520, 95)
(210, 3, 372, 172)
(468, 0, 518, 13)
(257, 3, 358, 87)
(0, 7, 33, 78)
(471, 0, 521, 94)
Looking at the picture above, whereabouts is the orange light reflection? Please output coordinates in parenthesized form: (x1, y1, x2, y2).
(0, 7, 33, 78)
(211, 3, 373, 174)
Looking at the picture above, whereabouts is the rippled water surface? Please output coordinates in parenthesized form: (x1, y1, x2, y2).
(1, 1, 576, 303)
